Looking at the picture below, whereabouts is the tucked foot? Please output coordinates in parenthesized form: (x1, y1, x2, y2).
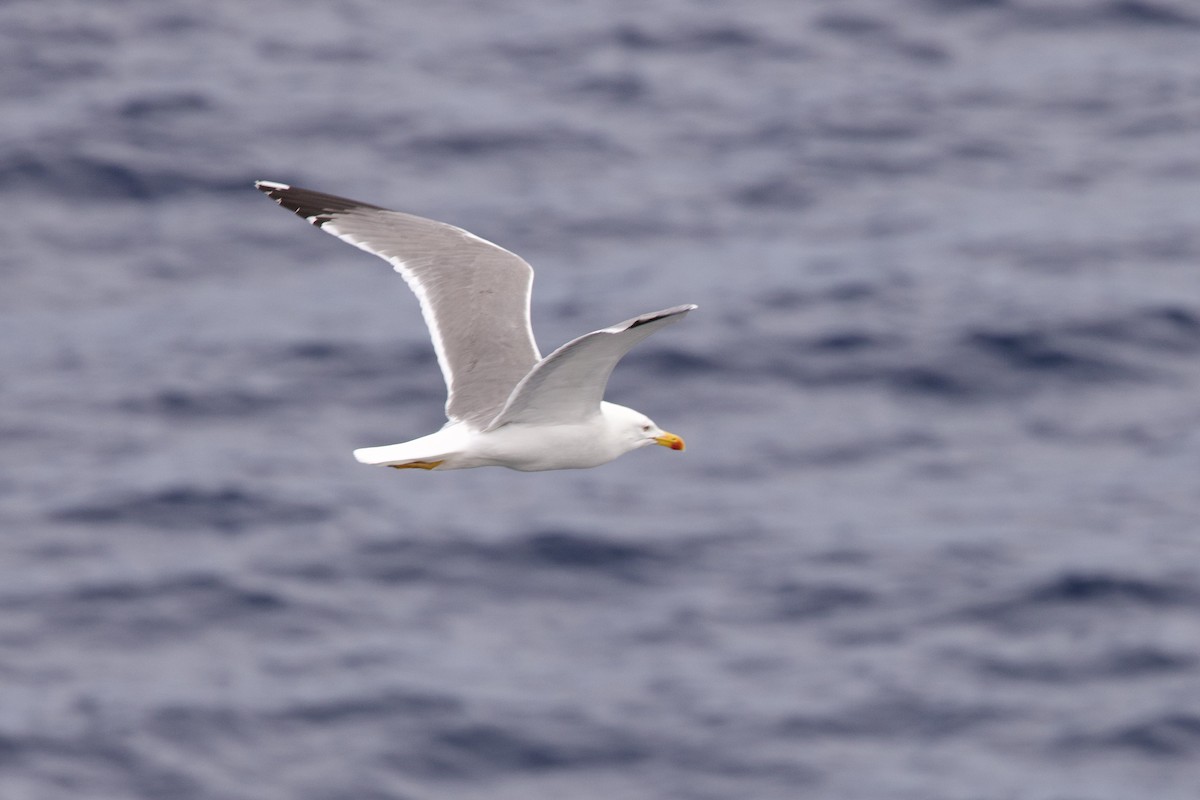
(388, 460, 444, 470)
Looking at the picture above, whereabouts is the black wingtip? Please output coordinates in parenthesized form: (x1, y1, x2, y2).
(254, 180, 386, 227)
(626, 304, 698, 329)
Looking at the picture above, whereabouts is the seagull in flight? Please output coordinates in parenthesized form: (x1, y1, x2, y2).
(255, 181, 696, 472)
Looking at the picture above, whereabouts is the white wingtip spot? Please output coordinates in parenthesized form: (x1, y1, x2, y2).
(255, 180, 290, 190)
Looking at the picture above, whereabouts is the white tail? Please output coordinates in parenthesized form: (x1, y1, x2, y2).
(352, 427, 466, 466)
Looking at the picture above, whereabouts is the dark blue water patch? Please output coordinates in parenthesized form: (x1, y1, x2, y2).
(355, 529, 670, 588)
(119, 365, 440, 423)
(262, 560, 343, 583)
(778, 430, 941, 469)
(4, 573, 301, 644)
(571, 73, 647, 104)
(0, 423, 50, 445)
(811, 10, 950, 67)
(276, 339, 438, 381)
(305, 786, 419, 800)
(808, 151, 940, 180)
(964, 329, 1136, 381)
(275, 689, 461, 726)
(0, 732, 21, 766)
(665, 746, 819, 785)
(732, 177, 814, 209)
(611, 22, 764, 54)
(922, 0, 1009, 11)
(282, 339, 434, 371)
(950, 138, 1012, 161)
(286, 340, 362, 362)
(50, 486, 331, 534)
(149, 706, 252, 749)
(399, 720, 646, 779)
(755, 282, 877, 312)
(893, 39, 952, 64)
(256, 38, 372, 63)
(0, 150, 245, 200)
(755, 288, 811, 311)
(814, 118, 924, 143)
(1101, 0, 1200, 27)
(979, 230, 1200, 269)
(71, 574, 284, 612)
(351, 538, 446, 585)
(558, 214, 680, 238)
(127, 760, 205, 800)
(404, 128, 616, 158)
(977, 647, 1196, 682)
(832, 312, 1199, 398)
(119, 388, 278, 418)
(515, 530, 658, 571)
(118, 91, 210, 120)
(955, 572, 1200, 630)
(1026, 573, 1194, 606)
(353, 556, 433, 586)
(678, 317, 1152, 398)
(1061, 714, 1200, 758)
(237, 339, 446, 412)
(887, 365, 973, 397)
(805, 357, 969, 397)
(22, 20, 113, 45)
(67, 738, 204, 800)
(1114, 111, 1197, 139)
(281, 109, 412, 143)
(1138, 230, 1196, 261)
(735, 119, 808, 150)
(777, 693, 1004, 740)
(492, 40, 567, 69)
(808, 331, 892, 353)
(965, 237, 1078, 271)
(815, 12, 891, 36)
(0, 734, 146, 796)
(25, 732, 207, 800)
(770, 581, 876, 620)
(139, 11, 212, 36)
(1005, 0, 1200, 29)
(1071, 305, 1200, 353)
(808, 547, 874, 565)
(680, 329, 976, 397)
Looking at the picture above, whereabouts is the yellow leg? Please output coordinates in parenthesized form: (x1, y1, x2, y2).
(388, 460, 444, 471)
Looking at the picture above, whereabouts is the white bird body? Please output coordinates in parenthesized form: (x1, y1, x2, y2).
(256, 181, 694, 472)
(353, 402, 670, 472)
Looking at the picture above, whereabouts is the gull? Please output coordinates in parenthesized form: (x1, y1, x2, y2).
(255, 181, 696, 472)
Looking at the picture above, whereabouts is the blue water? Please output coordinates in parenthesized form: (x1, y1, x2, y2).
(4, 1, 1200, 798)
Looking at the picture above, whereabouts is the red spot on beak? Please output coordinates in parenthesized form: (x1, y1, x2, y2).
(655, 433, 685, 451)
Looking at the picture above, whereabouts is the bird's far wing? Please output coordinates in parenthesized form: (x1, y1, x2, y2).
(256, 181, 541, 427)
(486, 304, 697, 430)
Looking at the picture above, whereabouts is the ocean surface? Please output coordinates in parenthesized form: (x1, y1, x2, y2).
(4, 1, 1200, 798)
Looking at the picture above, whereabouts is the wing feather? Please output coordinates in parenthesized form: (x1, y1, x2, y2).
(487, 304, 696, 429)
(256, 181, 540, 426)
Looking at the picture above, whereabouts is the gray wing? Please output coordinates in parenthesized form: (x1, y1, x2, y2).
(256, 181, 541, 427)
(487, 304, 697, 430)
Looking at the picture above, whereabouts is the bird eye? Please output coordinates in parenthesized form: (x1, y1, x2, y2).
(642, 424, 651, 432)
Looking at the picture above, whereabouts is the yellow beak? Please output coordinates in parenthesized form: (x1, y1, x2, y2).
(654, 432, 685, 451)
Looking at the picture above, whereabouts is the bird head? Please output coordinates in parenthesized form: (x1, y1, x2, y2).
(602, 403, 685, 454)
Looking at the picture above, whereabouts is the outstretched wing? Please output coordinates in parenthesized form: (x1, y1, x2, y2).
(256, 181, 541, 427)
(487, 304, 697, 429)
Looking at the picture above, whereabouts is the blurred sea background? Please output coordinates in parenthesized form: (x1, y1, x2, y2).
(4, 1, 1200, 798)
